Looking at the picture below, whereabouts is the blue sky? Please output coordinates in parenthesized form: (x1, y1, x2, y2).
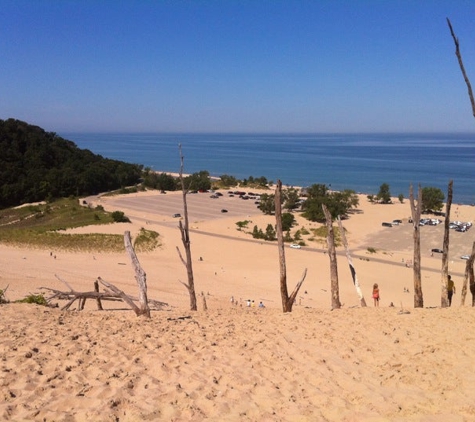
(2, 0, 475, 133)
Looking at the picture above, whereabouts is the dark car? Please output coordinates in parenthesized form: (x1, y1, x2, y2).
(221, 209, 228, 213)
(431, 248, 443, 253)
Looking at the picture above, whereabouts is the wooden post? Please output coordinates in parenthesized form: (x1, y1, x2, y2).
(409, 184, 423, 308)
(94, 279, 103, 310)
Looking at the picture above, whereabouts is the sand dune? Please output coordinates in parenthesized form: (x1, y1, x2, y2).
(2, 190, 475, 420)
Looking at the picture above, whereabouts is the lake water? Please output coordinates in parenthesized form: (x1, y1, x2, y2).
(60, 132, 475, 205)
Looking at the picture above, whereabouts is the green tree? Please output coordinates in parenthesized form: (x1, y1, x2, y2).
(258, 193, 276, 215)
(281, 212, 296, 232)
(0, 119, 143, 209)
(377, 183, 392, 204)
(283, 188, 301, 211)
(219, 174, 238, 187)
(142, 171, 177, 191)
(301, 185, 359, 222)
(284, 230, 293, 242)
(182, 171, 211, 191)
(265, 224, 276, 241)
(252, 225, 265, 239)
(421, 187, 445, 212)
(398, 193, 404, 204)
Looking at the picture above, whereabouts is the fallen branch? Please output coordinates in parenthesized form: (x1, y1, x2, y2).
(42, 278, 168, 312)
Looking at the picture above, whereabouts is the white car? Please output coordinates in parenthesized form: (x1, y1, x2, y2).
(290, 244, 301, 249)
(461, 255, 470, 260)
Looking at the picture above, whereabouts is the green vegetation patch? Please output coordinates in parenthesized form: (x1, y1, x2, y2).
(133, 228, 161, 252)
(0, 198, 139, 252)
(308, 226, 342, 247)
(15, 294, 48, 306)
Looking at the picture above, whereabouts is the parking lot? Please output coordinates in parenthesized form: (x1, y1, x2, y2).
(103, 190, 264, 223)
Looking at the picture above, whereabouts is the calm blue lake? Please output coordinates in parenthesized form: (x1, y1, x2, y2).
(60, 132, 475, 205)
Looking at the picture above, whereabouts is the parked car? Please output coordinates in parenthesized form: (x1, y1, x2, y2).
(392, 219, 403, 225)
(173, 213, 181, 218)
(221, 209, 228, 213)
(431, 248, 443, 253)
(382, 222, 393, 227)
(290, 244, 301, 249)
(461, 255, 470, 260)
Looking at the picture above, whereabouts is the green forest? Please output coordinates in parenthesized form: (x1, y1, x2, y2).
(0, 119, 143, 209)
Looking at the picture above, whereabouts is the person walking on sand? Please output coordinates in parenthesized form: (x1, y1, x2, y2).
(448, 275, 456, 306)
(372, 283, 380, 307)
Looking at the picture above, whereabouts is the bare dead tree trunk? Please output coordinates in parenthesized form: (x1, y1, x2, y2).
(441, 181, 453, 307)
(124, 231, 150, 317)
(176, 144, 198, 311)
(322, 204, 341, 309)
(461, 241, 475, 306)
(447, 18, 475, 119)
(409, 184, 423, 308)
(337, 216, 367, 307)
(275, 180, 307, 312)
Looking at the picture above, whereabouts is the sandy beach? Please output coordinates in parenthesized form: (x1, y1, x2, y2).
(2, 189, 475, 421)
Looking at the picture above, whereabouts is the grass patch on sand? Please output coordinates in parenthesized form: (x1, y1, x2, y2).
(307, 226, 342, 247)
(0, 197, 158, 252)
(133, 228, 161, 252)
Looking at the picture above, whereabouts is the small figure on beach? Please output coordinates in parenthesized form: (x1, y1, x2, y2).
(372, 283, 380, 307)
(246, 299, 251, 307)
(259, 301, 265, 308)
(230, 296, 234, 304)
(448, 275, 456, 306)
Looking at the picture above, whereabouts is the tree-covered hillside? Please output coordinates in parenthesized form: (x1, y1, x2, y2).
(0, 119, 143, 209)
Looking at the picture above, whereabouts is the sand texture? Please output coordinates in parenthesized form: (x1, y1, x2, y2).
(2, 190, 475, 420)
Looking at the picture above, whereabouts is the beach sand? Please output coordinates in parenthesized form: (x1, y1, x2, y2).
(1, 190, 475, 421)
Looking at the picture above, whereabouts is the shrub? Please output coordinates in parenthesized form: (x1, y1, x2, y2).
(16, 294, 48, 306)
(111, 211, 130, 223)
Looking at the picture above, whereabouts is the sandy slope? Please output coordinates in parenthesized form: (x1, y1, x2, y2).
(1, 190, 475, 421)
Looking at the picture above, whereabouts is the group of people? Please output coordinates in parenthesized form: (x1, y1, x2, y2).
(230, 296, 265, 308)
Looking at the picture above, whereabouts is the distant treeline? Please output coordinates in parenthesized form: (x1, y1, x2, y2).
(0, 119, 143, 209)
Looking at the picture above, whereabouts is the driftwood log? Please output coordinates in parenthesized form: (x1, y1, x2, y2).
(124, 230, 151, 317)
(337, 216, 367, 307)
(43, 275, 168, 312)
